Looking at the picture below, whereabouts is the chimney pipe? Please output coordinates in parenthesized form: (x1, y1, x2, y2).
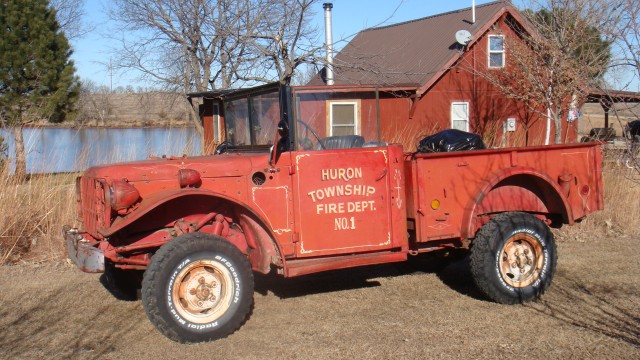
(472, 0, 476, 24)
(323, 2, 334, 85)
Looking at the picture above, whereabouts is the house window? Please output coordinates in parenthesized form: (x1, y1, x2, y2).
(488, 35, 505, 68)
(328, 101, 359, 136)
(451, 102, 470, 132)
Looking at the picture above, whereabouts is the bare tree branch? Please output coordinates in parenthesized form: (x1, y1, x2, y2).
(50, 0, 92, 40)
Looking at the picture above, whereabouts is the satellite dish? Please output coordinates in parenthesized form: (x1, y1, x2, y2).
(455, 29, 473, 46)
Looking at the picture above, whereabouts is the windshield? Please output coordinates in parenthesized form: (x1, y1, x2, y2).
(219, 85, 390, 152)
(224, 90, 280, 146)
(293, 87, 386, 151)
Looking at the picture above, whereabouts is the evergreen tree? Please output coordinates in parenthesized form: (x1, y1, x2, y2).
(529, 8, 611, 82)
(0, 0, 80, 178)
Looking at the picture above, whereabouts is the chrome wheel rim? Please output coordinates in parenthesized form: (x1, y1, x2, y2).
(172, 260, 234, 324)
(499, 234, 544, 288)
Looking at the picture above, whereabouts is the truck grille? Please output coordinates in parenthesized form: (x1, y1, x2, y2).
(79, 177, 110, 237)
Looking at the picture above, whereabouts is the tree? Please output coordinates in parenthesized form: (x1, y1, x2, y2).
(78, 80, 113, 126)
(49, 0, 90, 40)
(240, 0, 320, 85)
(109, 0, 321, 91)
(475, 0, 611, 144)
(109, 0, 321, 142)
(0, 135, 8, 171)
(595, 0, 639, 89)
(593, 0, 640, 174)
(0, 0, 80, 178)
(527, 7, 611, 82)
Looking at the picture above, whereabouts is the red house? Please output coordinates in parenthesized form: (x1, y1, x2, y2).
(192, 1, 576, 152)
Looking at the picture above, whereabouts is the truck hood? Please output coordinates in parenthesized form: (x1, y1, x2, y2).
(84, 153, 261, 182)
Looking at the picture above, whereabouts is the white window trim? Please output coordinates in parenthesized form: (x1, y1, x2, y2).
(327, 100, 360, 136)
(451, 101, 470, 132)
(212, 103, 221, 143)
(488, 34, 505, 69)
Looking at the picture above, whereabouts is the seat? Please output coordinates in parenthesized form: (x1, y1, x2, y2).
(363, 141, 388, 148)
(318, 135, 365, 150)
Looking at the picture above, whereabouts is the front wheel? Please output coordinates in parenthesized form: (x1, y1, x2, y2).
(142, 233, 254, 343)
(470, 212, 557, 304)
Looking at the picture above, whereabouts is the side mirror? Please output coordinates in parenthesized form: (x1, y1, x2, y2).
(277, 120, 289, 138)
(269, 120, 289, 168)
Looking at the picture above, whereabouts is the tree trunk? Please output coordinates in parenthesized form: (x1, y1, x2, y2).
(553, 112, 562, 144)
(186, 101, 205, 154)
(13, 126, 27, 180)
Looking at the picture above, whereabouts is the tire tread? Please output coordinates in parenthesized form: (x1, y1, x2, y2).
(470, 212, 557, 304)
(142, 233, 254, 343)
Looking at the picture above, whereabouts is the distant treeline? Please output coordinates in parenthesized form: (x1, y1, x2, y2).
(75, 91, 193, 127)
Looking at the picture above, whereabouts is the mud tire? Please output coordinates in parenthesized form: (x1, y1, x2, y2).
(470, 212, 557, 304)
(142, 233, 254, 343)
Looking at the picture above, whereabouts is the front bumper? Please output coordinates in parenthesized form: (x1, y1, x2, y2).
(63, 225, 104, 273)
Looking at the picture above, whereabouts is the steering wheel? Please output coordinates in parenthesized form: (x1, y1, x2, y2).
(297, 120, 326, 150)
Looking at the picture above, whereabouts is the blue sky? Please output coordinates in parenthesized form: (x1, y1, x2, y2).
(71, 1, 512, 89)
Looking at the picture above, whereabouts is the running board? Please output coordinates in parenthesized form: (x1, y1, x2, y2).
(284, 251, 407, 277)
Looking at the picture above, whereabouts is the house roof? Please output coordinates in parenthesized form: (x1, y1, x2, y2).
(587, 88, 640, 105)
(309, 1, 525, 95)
(187, 82, 281, 101)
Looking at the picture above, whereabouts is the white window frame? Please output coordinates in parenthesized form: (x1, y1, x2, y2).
(212, 103, 222, 143)
(327, 100, 360, 136)
(451, 101, 470, 132)
(488, 34, 505, 69)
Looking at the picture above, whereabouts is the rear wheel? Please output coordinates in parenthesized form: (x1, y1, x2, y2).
(470, 212, 557, 304)
(142, 233, 254, 343)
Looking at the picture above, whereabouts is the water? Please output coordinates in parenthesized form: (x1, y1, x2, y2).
(0, 127, 201, 174)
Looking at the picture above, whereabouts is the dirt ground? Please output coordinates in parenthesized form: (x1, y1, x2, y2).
(1, 232, 638, 360)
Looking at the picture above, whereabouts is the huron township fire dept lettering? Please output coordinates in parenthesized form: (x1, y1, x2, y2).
(307, 184, 375, 202)
(321, 167, 362, 181)
(308, 167, 378, 230)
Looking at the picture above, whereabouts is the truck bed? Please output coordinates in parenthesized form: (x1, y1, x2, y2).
(404, 143, 603, 244)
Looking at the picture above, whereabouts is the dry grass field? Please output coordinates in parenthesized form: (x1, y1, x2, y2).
(580, 102, 640, 136)
(0, 230, 638, 359)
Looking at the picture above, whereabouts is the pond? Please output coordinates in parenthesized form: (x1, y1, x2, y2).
(0, 127, 201, 174)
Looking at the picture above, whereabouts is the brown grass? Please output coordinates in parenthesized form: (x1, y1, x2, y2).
(560, 160, 640, 239)
(385, 121, 440, 152)
(0, 169, 77, 264)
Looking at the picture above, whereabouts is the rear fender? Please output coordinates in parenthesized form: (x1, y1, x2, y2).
(462, 167, 573, 238)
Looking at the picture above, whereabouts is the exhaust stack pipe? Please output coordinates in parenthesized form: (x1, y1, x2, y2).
(323, 2, 334, 85)
(472, 0, 476, 24)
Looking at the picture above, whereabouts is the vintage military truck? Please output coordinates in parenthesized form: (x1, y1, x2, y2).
(65, 83, 603, 343)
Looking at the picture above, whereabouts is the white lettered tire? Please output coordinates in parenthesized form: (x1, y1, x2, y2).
(142, 233, 254, 343)
(470, 212, 557, 304)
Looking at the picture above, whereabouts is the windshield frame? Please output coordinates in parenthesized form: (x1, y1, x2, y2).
(215, 83, 292, 153)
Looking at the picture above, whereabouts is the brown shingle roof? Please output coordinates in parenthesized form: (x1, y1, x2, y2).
(309, 1, 515, 88)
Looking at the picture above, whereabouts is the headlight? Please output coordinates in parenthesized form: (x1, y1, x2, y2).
(178, 169, 202, 188)
(110, 179, 140, 211)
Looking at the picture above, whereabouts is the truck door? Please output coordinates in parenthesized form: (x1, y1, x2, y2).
(292, 148, 393, 257)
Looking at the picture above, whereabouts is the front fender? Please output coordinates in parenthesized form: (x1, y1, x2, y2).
(99, 188, 267, 237)
(99, 188, 285, 274)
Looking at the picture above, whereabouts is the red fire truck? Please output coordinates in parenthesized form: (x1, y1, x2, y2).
(65, 83, 603, 343)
